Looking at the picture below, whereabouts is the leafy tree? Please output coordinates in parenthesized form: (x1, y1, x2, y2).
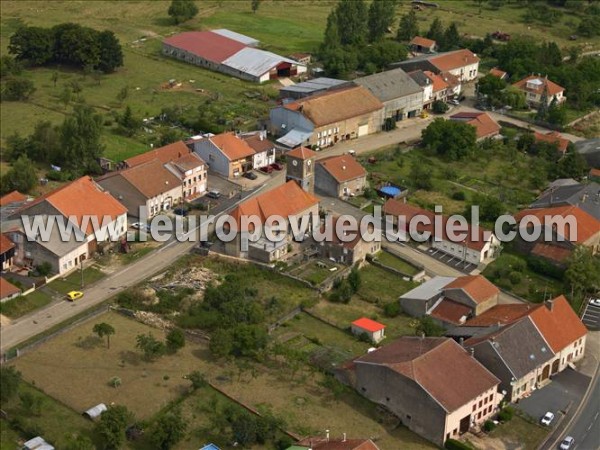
(28, 120, 61, 163)
(410, 161, 434, 190)
(209, 328, 234, 358)
(53, 23, 101, 69)
(578, 16, 600, 37)
(396, 10, 419, 42)
(415, 316, 444, 337)
(0, 55, 23, 78)
(539, 41, 563, 67)
(60, 86, 72, 108)
(432, 100, 449, 113)
(97, 30, 123, 73)
(59, 105, 104, 173)
(8, 26, 55, 64)
(187, 370, 207, 390)
(19, 391, 44, 416)
(64, 433, 95, 450)
(168, 0, 199, 24)
(546, 98, 567, 126)
(517, 131, 536, 152)
(368, 0, 397, 42)
(51, 70, 59, 87)
(0, 366, 21, 404)
(251, 0, 261, 13)
(321, 12, 341, 51)
(536, 86, 550, 121)
(116, 85, 129, 104)
(230, 411, 259, 446)
(96, 405, 133, 450)
(442, 22, 461, 51)
(478, 73, 506, 99)
(1, 155, 37, 195)
(117, 105, 141, 137)
(384, 301, 402, 317)
(361, 40, 407, 71)
(565, 246, 600, 298)
(347, 266, 361, 292)
(334, 0, 368, 46)
(554, 146, 589, 179)
(1, 77, 35, 101)
(149, 409, 187, 450)
(321, 47, 358, 78)
(5, 131, 28, 161)
(136, 333, 166, 361)
(231, 324, 268, 357)
(467, 193, 505, 223)
(421, 118, 477, 160)
(93, 322, 115, 349)
(426, 18, 445, 48)
(166, 328, 186, 353)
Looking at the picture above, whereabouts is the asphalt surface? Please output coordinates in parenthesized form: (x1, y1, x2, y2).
(563, 373, 600, 450)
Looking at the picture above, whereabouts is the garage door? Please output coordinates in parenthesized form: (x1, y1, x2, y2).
(358, 124, 369, 137)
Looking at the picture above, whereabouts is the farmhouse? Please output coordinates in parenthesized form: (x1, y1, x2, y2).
(270, 85, 384, 149)
(409, 36, 437, 53)
(422, 70, 448, 103)
(465, 296, 587, 402)
(400, 275, 500, 326)
(164, 152, 207, 200)
(354, 68, 424, 121)
(449, 112, 501, 140)
(162, 30, 306, 83)
(512, 75, 566, 107)
(342, 337, 501, 447)
(123, 140, 191, 168)
(315, 154, 367, 198)
(189, 132, 256, 178)
(97, 159, 183, 218)
(393, 49, 480, 82)
(351, 317, 386, 344)
(240, 131, 277, 170)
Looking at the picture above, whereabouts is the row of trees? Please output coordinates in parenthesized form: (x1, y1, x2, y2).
(9, 23, 123, 73)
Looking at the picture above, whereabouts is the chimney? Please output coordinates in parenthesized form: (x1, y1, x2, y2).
(459, 337, 464, 347)
(546, 299, 555, 311)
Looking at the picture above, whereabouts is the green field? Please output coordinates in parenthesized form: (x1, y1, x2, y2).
(354, 263, 418, 304)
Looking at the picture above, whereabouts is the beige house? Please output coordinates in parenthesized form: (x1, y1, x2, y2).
(315, 155, 367, 198)
(165, 152, 207, 200)
(512, 75, 566, 107)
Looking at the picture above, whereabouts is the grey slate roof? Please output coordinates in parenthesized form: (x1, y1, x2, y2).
(407, 70, 432, 88)
(574, 138, 600, 168)
(531, 182, 600, 221)
(400, 276, 455, 300)
(281, 77, 350, 95)
(354, 68, 423, 103)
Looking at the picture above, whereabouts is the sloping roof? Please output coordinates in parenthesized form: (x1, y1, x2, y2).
(530, 182, 600, 221)
(284, 86, 383, 128)
(318, 155, 366, 183)
(440, 71, 461, 88)
(515, 205, 600, 244)
(464, 303, 539, 327)
(295, 438, 380, 450)
(352, 317, 386, 333)
(424, 70, 448, 93)
(489, 68, 507, 79)
(276, 128, 313, 148)
(512, 75, 565, 96)
(430, 49, 480, 72)
(0, 277, 21, 299)
(0, 190, 27, 206)
(229, 181, 319, 231)
(163, 31, 246, 63)
(281, 77, 348, 95)
(429, 299, 472, 324)
(449, 112, 500, 139)
(445, 275, 500, 304)
(534, 131, 570, 154)
(211, 28, 259, 46)
(125, 141, 191, 167)
(242, 134, 275, 154)
(354, 68, 423, 103)
(20, 177, 127, 235)
(107, 159, 181, 199)
(467, 317, 554, 379)
(83, 403, 107, 420)
(410, 36, 436, 48)
(209, 132, 256, 161)
(531, 243, 572, 263)
(168, 152, 205, 174)
(407, 70, 431, 88)
(286, 146, 317, 160)
(222, 47, 301, 77)
(355, 337, 499, 412)
(0, 234, 15, 254)
(400, 276, 456, 300)
(527, 295, 587, 353)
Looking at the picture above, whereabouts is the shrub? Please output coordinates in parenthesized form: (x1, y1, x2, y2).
(483, 420, 496, 432)
(432, 100, 449, 114)
(498, 406, 514, 422)
(35, 262, 53, 277)
(383, 301, 402, 317)
(452, 191, 466, 201)
(508, 271, 522, 285)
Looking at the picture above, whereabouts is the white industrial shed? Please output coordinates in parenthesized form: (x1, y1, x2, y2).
(221, 47, 305, 83)
(83, 402, 108, 420)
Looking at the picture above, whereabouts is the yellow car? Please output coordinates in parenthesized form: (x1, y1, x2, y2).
(66, 291, 84, 301)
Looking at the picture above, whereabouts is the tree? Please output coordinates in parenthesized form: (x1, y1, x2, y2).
(396, 10, 419, 42)
(578, 16, 600, 37)
(361, 40, 407, 71)
(52, 23, 101, 69)
(0, 55, 23, 78)
(467, 193, 505, 222)
(117, 105, 141, 137)
(477, 73, 507, 107)
(539, 41, 562, 67)
(60, 86, 72, 108)
(93, 322, 115, 349)
(231, 324, 268, 357)
(367, 0, 397, 42)
(554, 146, 589, 179)
(410, 161, 434, 190)
(209, 328, 234, 358)
(116, 85, 129, 104)
(187, 370, 207, 391)
(64, 434, 95, 450)
(1, 77, 35, 101)
(136, 333, 165, 361)
(565, 246, 600, 298)
(58, 105, 104, 173)
(8, 26, 55, 65)
(442, 22, 461, 51)
(421, 118, 477, 160)
(168, 0, 199, 24)
(97, 30, 123, 73)
(432, 99, 449, 113)
(28, 120, 61, 163)
(347, 266, 361, 292)
(166, 328, 186, 353)
(426, 18, 445, 48)
(1, 155, 37, 195)
(0, 366, 21, 404)
(149, 409, 187, 450)
(96, 405, 133, 450)
(251, 0, 261, 13)
(546, 98, 567, 127)
(536, 86, 549, 121)
(415, 316, 444, 337)
(333, 0, 368, 46)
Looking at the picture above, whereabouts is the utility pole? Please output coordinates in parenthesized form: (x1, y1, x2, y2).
(80, 257, 84, 288)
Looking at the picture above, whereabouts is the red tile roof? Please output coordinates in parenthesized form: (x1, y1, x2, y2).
(0, 234, 15, 254)
(430, 49, 480, 72)
(22, 177, 127, 235)
(0, 190, 27, 206)
(0, 277, 21, 299)
(241, 134, 275, 154)
(429, 299, 472, 325)
(531, 243, 572, 263)
(464, 304, 538, 327)
(169, 152, 205, 173)
(440, 71, 461, 88)
(424, 70, 448, 93)
(352, 317, 386, 333)
(117, 159, 182, 199)
(296, 438, 380, 450)
(590, 168, 600, 178)
(533, 131, 570, 154)
(209, 132, 256, 161)
(318, 155, 366, 183)
(513, 75, 565, 97)
(527, 295, 587, 353)
(163, 31, 246, 64)
(515, 205, 600, 244)
(450, 112, 500, 139)
(445, 275, 500, 304)
(125, 141, 191, 167)
(286, 146, 317, 160)
(355, 337, 499, 412)
(489, 68, 507, 79)
(410, 36, 436, 48)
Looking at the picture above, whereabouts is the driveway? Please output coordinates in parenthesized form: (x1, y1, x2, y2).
(516, 368, 591, 425)
(580, 300, 600, 331)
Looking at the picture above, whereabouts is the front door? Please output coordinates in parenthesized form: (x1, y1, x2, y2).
(459, 415, 471, 434)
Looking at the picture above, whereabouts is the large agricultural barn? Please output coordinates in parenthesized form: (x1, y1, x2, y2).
(162, 29, 307, 83)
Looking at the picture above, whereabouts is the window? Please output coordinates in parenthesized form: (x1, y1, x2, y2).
(478, 400, 482, 408)
(453, 429, 458, 435)
(473, 404, 476, 412)
(406, 414, 411, 420)
(478, 412, 481, 420)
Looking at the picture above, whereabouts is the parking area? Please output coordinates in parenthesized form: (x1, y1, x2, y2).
(426, 248, 478, 273)
(516, 368, 590, 427)
(580, 299, 600, 331)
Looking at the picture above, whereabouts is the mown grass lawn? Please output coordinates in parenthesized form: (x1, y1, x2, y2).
(488, 415, 549, 450)
(0, 290, 53, 319)
(355, 264, 418, 304)
(49, 267, 105, 295)
(373, 250, 420, 276)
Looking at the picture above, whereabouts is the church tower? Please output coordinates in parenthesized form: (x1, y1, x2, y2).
(285, 146, 317, 193)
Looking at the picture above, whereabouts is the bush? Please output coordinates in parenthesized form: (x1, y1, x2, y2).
(498, 406, 514, 422)
(432, 100, 449, 114)
(508, 271, 522, 285)
(445, 439, 474, 450)
(383, 301, 402, 317)
(483, 420, 496, 432)
(451, 191, 466, 201)
(35, 262, 53, 277)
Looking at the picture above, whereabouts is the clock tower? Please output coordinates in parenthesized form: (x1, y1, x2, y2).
(285, 146, 317, 193)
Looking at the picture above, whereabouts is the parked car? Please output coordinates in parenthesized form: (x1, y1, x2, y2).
(589, 298, 600, 307)
(206, 190, 221, 199)
(173, 207, 188, 216)
(270, 162, 284, 171)
(131, 222, 151, 232)
(449, 99, 460, 106)
(66, 291, 84, 301)
(540, 412, 554, 426)
(243, 171, 258, 180)
(559, 436, 574, 450)
(259, 165, 273, 174)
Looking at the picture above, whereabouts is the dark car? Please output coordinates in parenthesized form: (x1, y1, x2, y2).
(173, 207, 188, 216)
(259, 165, 273, 174)
(206, 190, 221, 199)
(243, 171, 258, 180)
(270, 162, 284, 171)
